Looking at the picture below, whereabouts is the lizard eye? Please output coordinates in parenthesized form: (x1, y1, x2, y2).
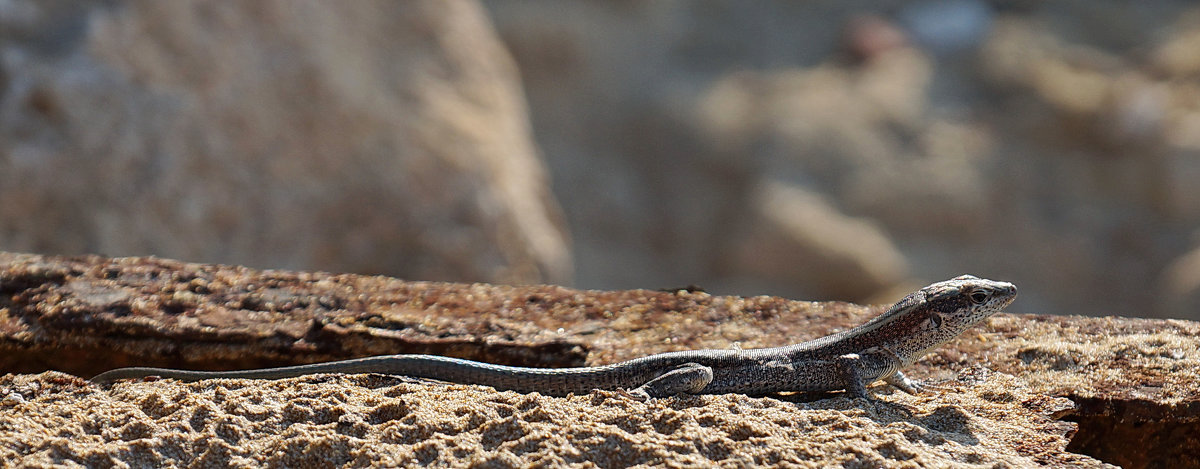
(968, 288, 990, 305)
(929, 313, 943, 328)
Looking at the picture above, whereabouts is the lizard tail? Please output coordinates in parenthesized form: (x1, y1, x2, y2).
(89, 354, 633, 395)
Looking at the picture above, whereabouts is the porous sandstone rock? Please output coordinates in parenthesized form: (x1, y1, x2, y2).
(4, 252, 1195, 467)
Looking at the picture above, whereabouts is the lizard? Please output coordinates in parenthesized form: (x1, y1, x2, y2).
(91, 275, 1016, 400)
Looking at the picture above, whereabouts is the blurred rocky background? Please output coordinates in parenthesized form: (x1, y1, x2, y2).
(2, 0, 1199, 319)
(0, 0, 571, 286)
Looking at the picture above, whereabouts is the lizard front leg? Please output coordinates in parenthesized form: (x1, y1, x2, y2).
(833, 351, 906, 399)
(884, 370, 951, 394)
(860, 346, 941, 395)
(628, 362, 714, 400)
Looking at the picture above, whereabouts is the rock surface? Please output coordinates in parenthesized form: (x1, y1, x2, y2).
(1, 372, 1091, 468)
(0, 0, 569, 285)
(4, 253, 1197, 467)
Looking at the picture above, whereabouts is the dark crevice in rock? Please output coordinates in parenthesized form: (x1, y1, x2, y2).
(0, 266, 71, 296)
(2, 336, 589, 379)
(1063, 396, 1200, 469)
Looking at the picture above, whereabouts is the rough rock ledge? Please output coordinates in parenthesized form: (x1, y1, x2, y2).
(1, 252, 1196, 467)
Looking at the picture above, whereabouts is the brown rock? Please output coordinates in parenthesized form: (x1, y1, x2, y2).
(8, 252, 1197, 466)
(0, 0, 569, 285)
(978, 314, 1200, 469)
(0, 252, 591, 376)
(1, 372, 1097, 468)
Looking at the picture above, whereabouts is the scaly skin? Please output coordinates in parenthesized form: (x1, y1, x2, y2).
(92, 275, 1016, 399)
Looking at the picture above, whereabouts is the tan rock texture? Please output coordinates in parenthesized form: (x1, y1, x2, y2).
(0, 0, 569, 285)
(4, 252, 1196, 467)
(2, 372, 1090, 468)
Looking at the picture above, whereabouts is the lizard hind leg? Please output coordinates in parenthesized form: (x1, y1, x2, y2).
(628, 363, 714, 400)
(834, 353, 871, 399)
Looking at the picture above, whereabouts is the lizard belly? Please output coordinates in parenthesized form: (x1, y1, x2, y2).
(700, 359, 837, 394)
(701, 356, 894, 395)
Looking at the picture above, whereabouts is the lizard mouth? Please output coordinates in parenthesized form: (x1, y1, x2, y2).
(984, 281, 1018, 308)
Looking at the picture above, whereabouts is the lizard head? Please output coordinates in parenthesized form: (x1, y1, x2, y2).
(919, 274, 1017, 329)
(880, 275, 1017, 363)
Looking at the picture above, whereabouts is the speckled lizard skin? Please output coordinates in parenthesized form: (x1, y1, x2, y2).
(93, 275, 1016, 400)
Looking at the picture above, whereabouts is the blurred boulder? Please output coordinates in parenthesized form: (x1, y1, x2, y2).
(487, 2, 1200, 318)
(1162, 245, 1200, 319)
(0, 0, 570, 284)
(726, 181, 908, 301)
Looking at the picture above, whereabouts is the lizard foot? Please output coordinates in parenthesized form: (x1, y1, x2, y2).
(626, 388, 652, 402)
(630, 362, 714, 399)
(909, 380, 953, 394)
(884, 370, 951, 395)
